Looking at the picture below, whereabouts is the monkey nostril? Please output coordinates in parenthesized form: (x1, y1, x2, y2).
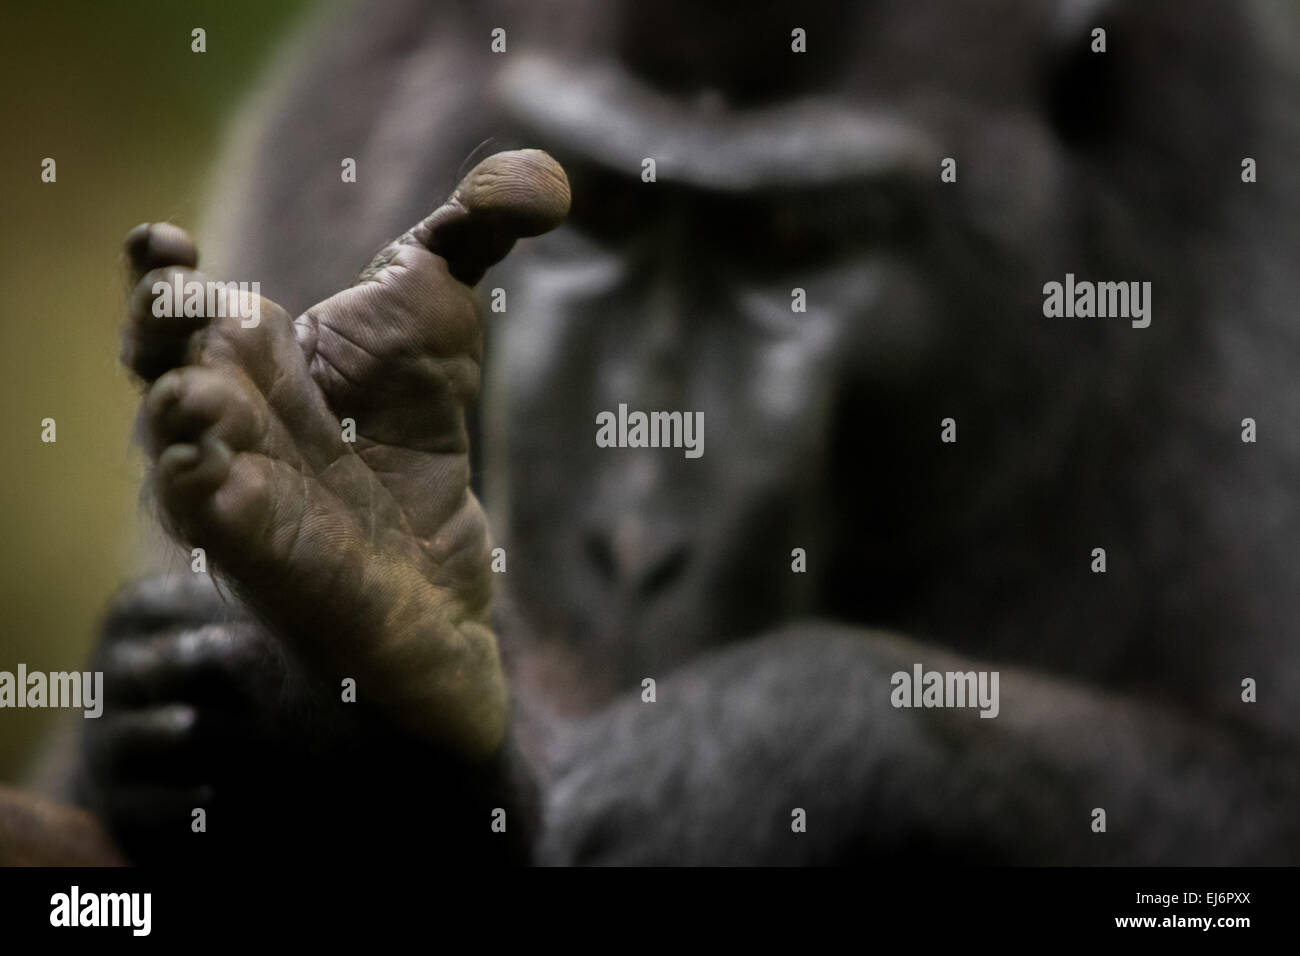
(582, 529, 692, 597)
(638, 544, 691, 599)
(583, 533, 619, 583)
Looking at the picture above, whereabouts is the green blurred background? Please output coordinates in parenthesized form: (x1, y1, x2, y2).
(0, 0, 314, 779)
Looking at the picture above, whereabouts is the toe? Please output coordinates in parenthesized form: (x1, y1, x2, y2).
(143, 365, 305, 469)
(155, 435, 236, 536)
(124, 222, 198, 287)
(122, 266, 212, 382)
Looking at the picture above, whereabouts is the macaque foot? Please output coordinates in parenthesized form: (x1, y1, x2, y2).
(120, 151, 570, 758)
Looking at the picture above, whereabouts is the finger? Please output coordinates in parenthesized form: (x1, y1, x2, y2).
(84, 704, 205, 782)
(123, 222, 198, 288)
(100, 621, 271, 706)
(363, 148, 571, 287)
(103, 573, 238, 639)
(85, 704, 263, 791)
